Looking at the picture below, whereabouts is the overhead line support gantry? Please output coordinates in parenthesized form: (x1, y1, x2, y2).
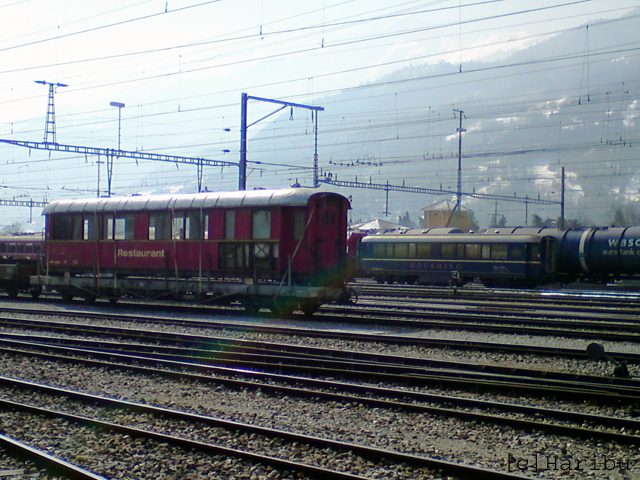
(240, 93, 324, 191)
(0, 139, 237, 196)
(320, 177, 563, 220)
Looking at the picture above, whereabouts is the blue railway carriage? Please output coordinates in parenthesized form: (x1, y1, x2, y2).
(359, 230, 557, 286)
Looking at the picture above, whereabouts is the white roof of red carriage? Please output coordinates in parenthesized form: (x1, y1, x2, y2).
(43, 188, 347, 214)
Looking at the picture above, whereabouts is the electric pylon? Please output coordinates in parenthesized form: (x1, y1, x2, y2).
(35, 80, 68, 144)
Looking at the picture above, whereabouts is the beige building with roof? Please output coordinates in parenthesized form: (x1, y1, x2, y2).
(422, 199, 475, 231)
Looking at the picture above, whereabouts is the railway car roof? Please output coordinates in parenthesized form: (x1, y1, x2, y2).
(361, 234, 549, 243)
(0, 233, 43, 241)
(43, 188, 348, 214)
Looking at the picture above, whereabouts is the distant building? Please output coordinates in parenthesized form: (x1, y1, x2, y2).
(350, 218, 408, 235)
(422, 199, 475, 231)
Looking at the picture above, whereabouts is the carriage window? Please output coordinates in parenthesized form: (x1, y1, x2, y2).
(204, 214, 209, 240)
(408, 243, 417, 258)
(465, 244, 481, 259)
(172, 215, 184, 240)
(510, 246, 524, 259)
(149, 212, 170, 240)
(491, 244, 508, 259)
(72, 215, 83, 240)
(51, 215, 72, 240)
(293, 211, 306, 240)
(106, 218, 114, 240)
(441, 243, 455, 258)
(83, 217, 99, 240)
(417, 243, 431, 258)
(456, 244, 465, 259)
(8, 244, 16, 253)
(121, 217, 134, 240)
(482, 244, 491, 259)
(106, 216, 134, 240)
(184, 211, 203, 240)
(385, 243, 394, 258)
(225, 211, 235, 239)
(372, 243, 385, 258)
(530, 244, 540, 259)
(253, 210, 271, 239)
(394, 243, 408, 258)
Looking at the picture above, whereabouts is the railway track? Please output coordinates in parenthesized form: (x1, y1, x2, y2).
(1, 312, 640, 404)
(0, 433, 106, 480)
(1, 339, 639, 477)
(1, 306, 639, 363)
(2, 297, 640, 478)
(354, 292, 640, 317)
(2, 294, 640, 342)
(1, 375, 553, 480)
(2, 330, 640, 403)
(355, 282, 640, 309)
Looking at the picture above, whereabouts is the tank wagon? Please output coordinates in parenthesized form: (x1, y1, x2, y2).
(489, 226, 640, 283)
(358, 228, 557, 286)
(0, 233, 43, 298)
(30, 188, 351, 315)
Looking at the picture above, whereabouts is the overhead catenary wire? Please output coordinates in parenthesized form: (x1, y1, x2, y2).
(0, 0, 638, 227)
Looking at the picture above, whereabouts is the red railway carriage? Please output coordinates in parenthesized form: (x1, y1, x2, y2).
(32, 188, 351, 315)
(0, 233, 43, 262)
(0, 233, 43, 298)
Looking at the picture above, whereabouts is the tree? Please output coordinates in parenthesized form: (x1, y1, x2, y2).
(531, 214, 554, 227)
(561, 217, 588, 229)
(610, 203, 640, 226)
(532, 214, 590, 229)
(467, 210, 480, 231)
(397, 211, 417, 229)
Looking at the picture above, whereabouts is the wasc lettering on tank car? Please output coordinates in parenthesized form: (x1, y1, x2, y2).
(491, 226, 640, 284)
(30, 188, 353, 316)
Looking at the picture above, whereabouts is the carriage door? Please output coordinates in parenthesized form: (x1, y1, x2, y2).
(252, 210, 273, 271)
(543, 237, 557, 279)
(316, 199, 343, 272)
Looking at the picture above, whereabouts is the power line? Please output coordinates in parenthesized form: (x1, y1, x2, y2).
(0, 1, 223, 54)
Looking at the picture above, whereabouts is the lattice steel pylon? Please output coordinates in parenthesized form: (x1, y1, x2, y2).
(35, 80, 68, 144)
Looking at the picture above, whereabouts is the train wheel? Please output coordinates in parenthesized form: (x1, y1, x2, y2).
(30, 288, 41, 300)
(243, 300, 261, 315)
(6, 285, 18, 299)
(108, 297, 119, 304)
(300, 300, 320, 318)
(61, 291, 74, 303)
(271, 298, 296, 318)
(84, 293, 97, 304)
(273, 305, 295, 318)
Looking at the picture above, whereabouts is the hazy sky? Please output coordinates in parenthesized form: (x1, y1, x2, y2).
(0, 0, 638, 228)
